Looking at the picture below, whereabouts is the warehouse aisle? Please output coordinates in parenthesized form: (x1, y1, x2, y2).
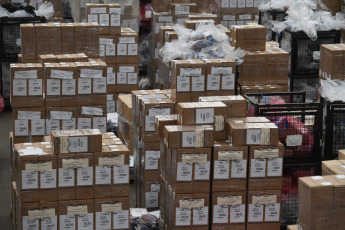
(0, 110, 13, 229)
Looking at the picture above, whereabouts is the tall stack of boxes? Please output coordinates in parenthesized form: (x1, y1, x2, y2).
(11, 129, 130, 230)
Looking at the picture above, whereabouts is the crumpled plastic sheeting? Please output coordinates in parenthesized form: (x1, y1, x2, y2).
(0, 1, 54, 18)
(0, 6, 33, 17)
(271, 0, 345, 40)
(36, 1, 54, 19)
(319, 78, 345, 102)
(160, 23, 245, 64)
(259, 0, 317, 11)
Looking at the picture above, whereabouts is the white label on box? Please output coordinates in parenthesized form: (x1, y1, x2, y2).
(25, 161, 52, 172)
(50, 111, 72, 120)
(158, 16, 173, 22)
(221, 0, 229, 7)
(192, 75, 205, 92)
(246, 0, 253, 6)
(50, 70, 73, 79)
(267, 158, 283, 177)
(119, 66, 135, 72)
(18, 111, 41, 120)
(106, 44, 116, 56)
(175, 5, 190, 15)
(239, 14, 251, 20)
(14, 70, 37, 79)
(230, 205, 245, 223)
(22, 216, 39, 230)
(80, 69, 103, 79)
(176, 18, 187, 25)
(250, 159, 266, 177)
(177, 163, 193, 181)
(22, 171, 38, 189)
(218, 151, 243, 161)
(78, 118, 92, 129)
(100, 44, 105, 57)
(207, 75, 220, 90)
(119, 37, 136, 44)
(252, 195, 277, 205)
(254, 149, 279, 159)
(96, 212, 111, 229)
(93, 117, 106, 133)
(145, 151, 160, 170)
(15, 119, 29, 136)
(90, 7, 106, 14)
(117, 43, 127, 55)
(59, 215, 75, 230)
(78, 78, 92, 94)
(13, 79, 27, 96)
(286, 134, 302, 147)
(95, 166, 111, 184)
(100, 14, 109, 26)
(222, 75, 235, 90)
(45, 119, 60, 135)
(40, 169, 57, 189)
(100, 38, 113, 45)
(117, 72, 126, 84)
(88, 14, 98, 23)
(145, 192, 159, 208)
(182, 154, 207, 164)
(265, 204, 280, 222)
(176, 208, 191, 226)
(230, 0, 237, 8)
(196, 108, 214, 124)
(180, 68, 202, 76)
(28, 79, 42, 95)
(247, 129, 261, 145)
(238, 0, 245, 7)
(151, 184, 160, 192)
(223, 15, 236, 20)
(254, 0, 261, 7)
(63, 158, 89, 169)
(194, 162, 210, 180)
(41, 216, 57, 230)
(107, 67, 115, 85)
(62, 119, 76, 130)
(93, 78, 107, 93)
(114, 210, 129, 229)
(127, 73, 137, 85)
(193, 207, 208, 225)
(114, 165, 129, 184)
(28, 209, 55, 220)
(110, 13, 121, 26)
(177, 76, 190, 92)
(58, 168, 75, 187)
(62, 79, 76, 95)
(214, 116, 224, 131)
(182, 132, 195, 147)
(77, 167, 93, 186)
(81, 107, 103, 116)
(102, 203, 122, 213)
(231, 160, 247, 178)
(78, 213, 93, 230)
(128, 44, 138, 55)
(68, 136, 88, 153)
(213, 205, 228, 223)
(217, 196, 242, 206)
(248, 204, 263, 222)
(214, 161, 230, 179)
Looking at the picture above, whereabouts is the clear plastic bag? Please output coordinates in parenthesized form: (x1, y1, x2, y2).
(36, 1, 55, 19)
(319, 78, 345, 102)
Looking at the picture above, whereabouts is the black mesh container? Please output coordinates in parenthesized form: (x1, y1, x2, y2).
(284, 30, 341, 77)
(323, 100, 345, 160)
(290, 76, 319, 103)
(1, 61, 12, 106)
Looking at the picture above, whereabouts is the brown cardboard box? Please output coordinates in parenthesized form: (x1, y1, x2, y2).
(58, 199, 94, 229)
(164, 125, 214, 149)
(177, 101, 227, 140)
(86, 4, 110, 34)
(20, 24, 36, 60)
(39, 54, 57, 63)
(319, 44, 345, 80)
(116, 64, 139, 92)
(327, 175, 345, 229)
(287, 225, 300, 230)
(298, 176, 334, 230)
(141, 141, 160, 181)
(35, 23, 61, 59)
(95, 197, 130, 229)
(152, 0, 172, 13)
(339, 149, 345, 160)
(248, 144, 284, 190)
(247, 190, 281, 230)
(170, 148, 211, 194)
(199, 95, 247, 118)
(155, 114, 178, 138)
(165, 31, 178, 43)
(77, 105, 107, 133)
(151, 11, 173, 37)
(228, 122, 279, 146)
(61, 23, 75, 54)
(74, 22, 100, 58)
(100, 35, 117, 63)
(45, 106, 78, 135)
(227, 117, 270, 124)
(140, 178, 160, 209)
(158, 26, 175, 45)
(116, 29, 139, 64)
(266, 47, 289, 85)
(230, 24, 266, 51)
(118, 94, 132, 123)
(322, 160, 345, 175)
(211, 191, 246, 230)
(10, 63, 44, 108)
(94, 145, 130, 198)
(51, 129, 102, 154)
(189, 13, 219, 24)
(12, 107, 45, 138)
(212, 141, 248, 192)
(184, 19, 215, 30)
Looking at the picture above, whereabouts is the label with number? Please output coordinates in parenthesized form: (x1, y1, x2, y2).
(40, 169, 57, 189)
(214, 161, 230, 180)
(96, 212, 111, 229)
(78, 213, 93, 230)
(22, 171, 38, 190)
(58, 168, 75, 187)
(267, 158, 283, 177)
(230, 205, 245, 223)
(114, 165, 129, 184)
(213, 205, 228, 223)
(95, 166, 111, 185)
(248, 204, 263, 222)
(231, 160, 247, 178)
(265, 204, 280, 222)
(193, 207, 208, 225)
(177, 163, 193, 181)
(114, 210, 129, 229)
(175, 208, 191, 226)
(250, 159, 266, 178)
(194, 162, 210, 180)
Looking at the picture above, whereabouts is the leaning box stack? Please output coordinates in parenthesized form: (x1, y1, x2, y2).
(11, 129, 130, 230)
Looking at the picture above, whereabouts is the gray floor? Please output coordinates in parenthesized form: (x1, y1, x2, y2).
(0, 110, 14, 229)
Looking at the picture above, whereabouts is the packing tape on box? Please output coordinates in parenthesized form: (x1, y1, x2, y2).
(195, 129, 204, 147)
(254, 149, 279, 159)
(182, 154, 207, 164)
(51, 111, 73, 120)
(260, 128, 271, 145)
(102, 203, 122, 213)
(14, 70, 38, 79)
(99, 155, 125, 166)
(18, 111, 41, 120)
(179, 199, 204, 209)
(81, 107, 104, 116)
(18, 148, 45, 156)
(252, 195, 277, 205)
(28, 209, 55, 220)
(214, 116, 224, 131)
(25, 162, 53, 172)
(67, 205, 88, 216)
(180, 67, 202, 77)
(217, 196, 242, 206)
(62, 158, 89, 169)
(80, 69, 103, 78)
(218, 151, 243, 161)
(50, 70, 74, 79)
(211, 67, 232, 75)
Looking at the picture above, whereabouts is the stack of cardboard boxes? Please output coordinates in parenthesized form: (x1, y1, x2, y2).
(11, 129, 130, 230)
(319, 44, 345, 81)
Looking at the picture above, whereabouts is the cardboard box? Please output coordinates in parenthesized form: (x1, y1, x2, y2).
(116, 64, 139, 92)
(141, 141, 160, 181)
(100, 35, 117, 63)
(74, 22, 100, 58)
(106, 63, 117, 93)
(152, 0, 172, 13)
(164, 125, 214, 149)
(58, 199, 94, 229)
(94, 145, 130, 198)
(20, 24, 36, 60)
(118, 94, 132, 123)
(339, 149, 345, 160)
(199, 95, 247, 118)
(10, 63, 44, 108)
(158, 25, 175, 45)
(327, 175, 345, 229)
(51, 129, 102, 154)
(265, 47, 289, 85)
(298, 176, 334, 230)
(230, 24, 266, 51)
(140, 178, 161, 209)
(35, 23, 61, 58)
(116, 29, 139, 64)
(320, 44, 345, 80)
(155, 114, 178, 138)
(322, 160, 345, 175)
(211, 191, 246, 229)
(212, 141, 248, 192)
(61, 23, 75, 54)
(248, 144, 284, 190)
(247, 190, 281, 230)
(188, 13, 218, 24)
(95, 197, 130, 229)
(228, 122, 279, 146)
(45, 106, 78, 135)
(77, 105, 107, 133)
(151, 10, 173, 36)
(39, 54, 57, 63)
(12, 107, 45, 138)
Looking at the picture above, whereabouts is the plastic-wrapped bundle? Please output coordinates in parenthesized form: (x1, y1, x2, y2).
(130, 214, 160, 230)
(319, 78, 345, 102)
(159, 23, 245, 64)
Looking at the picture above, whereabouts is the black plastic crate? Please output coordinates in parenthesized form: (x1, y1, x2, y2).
(284, 30, 341, 77)
(290, 76, 319, 103)
(323, 100, 345, 160)
(259, 10, 286, 42)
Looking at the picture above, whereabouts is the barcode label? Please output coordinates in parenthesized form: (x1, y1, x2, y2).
(250, 159, 266, 177)
(231, 160, 247, 178)
(68, 136, 88, 153)
(175, 5, 190, 15)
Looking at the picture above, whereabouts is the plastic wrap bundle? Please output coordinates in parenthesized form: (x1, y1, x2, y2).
(319, 78, 345, 102)
(159, 23, 245, 64)
(271, 0, 345, 40)
(258, 0, 292, 11)
(130, 214, 160, 230)
(0, 2, 54, 18)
